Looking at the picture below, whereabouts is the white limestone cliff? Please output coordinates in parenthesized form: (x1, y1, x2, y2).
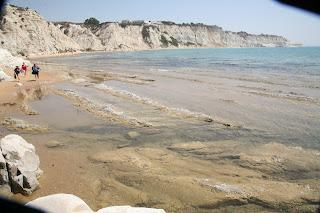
(0, 48, 30, 66)
(56, 22, 105, 51)
(0, 4, 300, 57)
(0, 5, 81, 56)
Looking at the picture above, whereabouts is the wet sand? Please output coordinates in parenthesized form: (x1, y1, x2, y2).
(0, 61, 320, 212)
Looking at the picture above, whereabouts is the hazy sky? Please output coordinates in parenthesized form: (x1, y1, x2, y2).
(7, 0, 320, 46)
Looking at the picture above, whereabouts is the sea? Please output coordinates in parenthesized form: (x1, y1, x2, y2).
(37, 47, 320, 149)
(19, 47, 320, 211)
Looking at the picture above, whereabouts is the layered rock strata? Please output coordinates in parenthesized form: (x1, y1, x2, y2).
(0, 5, 299, 56)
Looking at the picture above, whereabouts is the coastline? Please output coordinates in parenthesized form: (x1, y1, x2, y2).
(0, 2, 318, 212)
(27, 45, 307, 60)
(0, 51, 320, 212)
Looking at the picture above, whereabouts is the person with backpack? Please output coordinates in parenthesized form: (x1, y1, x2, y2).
(31, 64, 40, 80)
(14, 66, 21, 81)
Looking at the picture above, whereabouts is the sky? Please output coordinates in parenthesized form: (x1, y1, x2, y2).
(6, 0, 320, 46)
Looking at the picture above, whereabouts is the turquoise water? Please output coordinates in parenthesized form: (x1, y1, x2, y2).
(48, 47, 320, 76)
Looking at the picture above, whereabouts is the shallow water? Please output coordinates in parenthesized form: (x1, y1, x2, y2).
(18, 48, 320, 212)
(36, 47, 320, 149)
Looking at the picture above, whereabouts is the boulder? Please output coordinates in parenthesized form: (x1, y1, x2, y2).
(0, 134, 42, 195)
(26, 194, 94, 213)
(98, 206, 166, 213)
(26, 194, 166, 213)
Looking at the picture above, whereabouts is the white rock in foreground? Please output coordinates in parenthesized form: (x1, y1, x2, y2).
(0, 134, 42, 195)
(27, 194, 166, 213)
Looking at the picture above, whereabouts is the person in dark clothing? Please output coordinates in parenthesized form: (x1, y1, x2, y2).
(31, 64, 40, 80)
(14, 66, 21, 81)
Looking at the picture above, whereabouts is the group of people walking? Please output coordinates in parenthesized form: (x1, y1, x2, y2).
(14, 62, 40, 81)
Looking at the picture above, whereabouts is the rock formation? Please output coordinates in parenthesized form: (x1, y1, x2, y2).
(2, 117, 48, 132)
(0, 48, 30, 67)
(0, 134, 42, 195)
(56, 22, 104, 51)
(0, 4, 300, 57)
(26, 194, 166, 213)
(0, 69, 12, 81)
(95, 22, 293, 51)
(0, 5, 80, 56)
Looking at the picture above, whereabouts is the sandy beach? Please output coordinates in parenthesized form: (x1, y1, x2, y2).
(0, 1, 319, 212)
(0, 52, 319, 213)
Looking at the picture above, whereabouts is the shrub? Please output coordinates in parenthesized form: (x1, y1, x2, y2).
(161, 21, 175, 25)
(63, 29, 69, 35)
(120, 20, 144, 28)
(142, 25, 158, 47)
(119, 23, 127, 28)
(84, 17, 100, 30)
(142, 26, 151, 46)
(169, 36, 179, 47)
(160, 35, 169, 47)
(17, 51, 25, 56)
(185, 42, 195, 46)
(160, 35, 179, 47)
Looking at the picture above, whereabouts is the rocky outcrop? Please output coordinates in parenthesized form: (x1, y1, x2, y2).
(2, 117, 48, 132)
(56, 22, 104, 51)
(0, 4, 300, 57)
(0, 48, 30, 67)
(0, 5, 80, 56)
(94, 22, 292, 51)
(0, 134, 42, 195)
(0, 69, 12, 81)
(26, 194, 166, 213)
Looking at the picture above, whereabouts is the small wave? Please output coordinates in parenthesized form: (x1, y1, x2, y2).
(71, 78, 88, 84)
(247, 91, 320, 105)
(156, 69, 170, 72)
(53, 89, 152, 127)
(94, 84, 232, 127)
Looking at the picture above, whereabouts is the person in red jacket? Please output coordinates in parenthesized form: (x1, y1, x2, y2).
(21, 62, 28, 76)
